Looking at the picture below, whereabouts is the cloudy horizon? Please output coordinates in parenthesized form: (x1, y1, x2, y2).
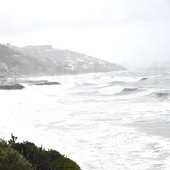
(0, 0, 170, 68)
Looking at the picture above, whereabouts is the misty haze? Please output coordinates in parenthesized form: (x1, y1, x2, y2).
(0, 0, 170, 170)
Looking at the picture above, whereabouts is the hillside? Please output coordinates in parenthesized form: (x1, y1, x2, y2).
(0, 44, 57, 76)
(0, 43, 126, 76)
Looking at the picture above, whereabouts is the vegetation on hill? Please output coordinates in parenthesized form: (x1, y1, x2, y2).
(0, 134, 81, 170)
(0, 43, 126, 76)
(0, 44, 50, 76)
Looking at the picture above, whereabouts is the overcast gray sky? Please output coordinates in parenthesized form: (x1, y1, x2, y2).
(0, 0, 170, 68)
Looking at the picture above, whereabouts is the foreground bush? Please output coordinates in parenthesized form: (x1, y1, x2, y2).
(0, 135, 81, 170)
(0, 139, 32, 170)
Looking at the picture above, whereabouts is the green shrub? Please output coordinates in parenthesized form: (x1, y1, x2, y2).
(0, 139, 32, 170)
(8, 134, 81, 170)
(11, 142, 80, 170)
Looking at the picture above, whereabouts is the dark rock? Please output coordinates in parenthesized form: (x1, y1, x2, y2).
(0, 84, 25, 90)
(34, 81, 61, 86)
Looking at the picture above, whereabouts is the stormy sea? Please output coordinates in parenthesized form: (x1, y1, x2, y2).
(0, 68, 170, 170)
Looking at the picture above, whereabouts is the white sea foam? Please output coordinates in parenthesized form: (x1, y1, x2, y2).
(0, 70, 170, 170)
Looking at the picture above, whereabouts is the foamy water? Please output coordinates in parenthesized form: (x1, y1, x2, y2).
(1, 70, 170, 170)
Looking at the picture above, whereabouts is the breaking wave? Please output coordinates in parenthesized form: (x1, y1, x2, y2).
(139, 77, 148, 81)
(116, 88, 141, 95)
(148, 91, 170, 99)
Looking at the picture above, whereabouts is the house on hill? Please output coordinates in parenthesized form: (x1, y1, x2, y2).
(0, 76, 7, 85)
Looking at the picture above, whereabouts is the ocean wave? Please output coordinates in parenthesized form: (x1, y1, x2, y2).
(116, 88, 141, 95)
(109, 81, 126, 85)
(139, 77, 148, 81)
(148, 91, 170, 99)
(97, 85, 123, 96)
(75, 82, 97, 87)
